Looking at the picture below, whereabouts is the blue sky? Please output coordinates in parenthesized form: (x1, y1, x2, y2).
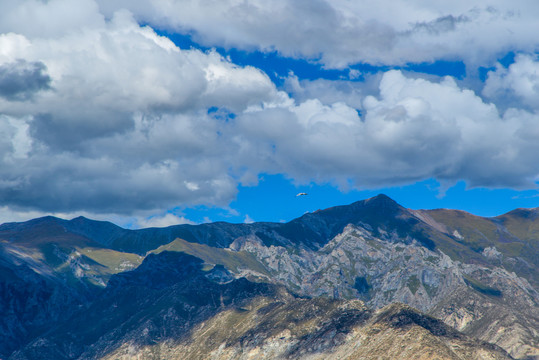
(1, 1, 539, 227)
(180, 175, 539, 225)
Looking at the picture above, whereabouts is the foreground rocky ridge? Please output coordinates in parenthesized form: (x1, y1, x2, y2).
(9, 251, 512, 360)
(102, 299, 511, 360)
(1, 194, 538, 359)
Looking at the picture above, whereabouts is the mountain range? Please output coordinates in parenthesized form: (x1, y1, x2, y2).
(0, 194, 537, 359)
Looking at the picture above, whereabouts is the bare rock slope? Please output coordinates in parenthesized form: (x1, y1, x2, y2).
(1, 194, 538, 359)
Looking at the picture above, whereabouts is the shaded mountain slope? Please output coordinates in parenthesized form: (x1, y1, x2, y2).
(8, 252, 281, 360)
(0, 220, 142, 358)
(10, 251, 512, 360)
(274, 194, 436, 250)
(1, 194, 538, 359)
(0, 244, 91, 357)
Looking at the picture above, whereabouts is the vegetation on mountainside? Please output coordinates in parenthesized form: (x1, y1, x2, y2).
(407, 275, 421, 295)
(151, 237, 270, 276)
(79, 247, 143, 273)
(427, 208, 539, 288)
(463, 275, 503, 297)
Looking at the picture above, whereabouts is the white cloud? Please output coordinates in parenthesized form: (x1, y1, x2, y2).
(0, 0, 105, 38)
(136, 213, 196, 228)
(0, 3, 285, 215)
(483, 54, 539, 111)
(0, 8, 282, 148)
(0, 115, 32, 160)
(283, 74, 374, 110)
(1, 0, 539, 222)
(236, 70, 539, 189)
(95, 0, 539, 67)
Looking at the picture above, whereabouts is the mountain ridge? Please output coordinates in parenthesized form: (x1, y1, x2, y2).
(1, 194, 538, 359)
(5, 193, 539, 233)
(7, 251, 513, 360)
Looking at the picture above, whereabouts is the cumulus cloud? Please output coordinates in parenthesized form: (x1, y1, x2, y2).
(0, 2, 284, 217)
(483, 54, 539, 111)
(283, 74, 375, 111)
(0, 115, 33, 160)
(95, 0, 539, 67)
(1, 0, 539, 224)
(235, 70, 539, 189)
(0, 0, 105, 38)
(0, 7, 280, 142)
(0, 60, 51, 101)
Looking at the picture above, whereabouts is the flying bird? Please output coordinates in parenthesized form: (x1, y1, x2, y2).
(296, 192, 308, 197)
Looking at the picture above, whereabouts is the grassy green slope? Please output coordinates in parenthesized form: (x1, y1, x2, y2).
(426, 209, 499, 252)
(426, 208, 539, 287)
(150, 238, 270, 276)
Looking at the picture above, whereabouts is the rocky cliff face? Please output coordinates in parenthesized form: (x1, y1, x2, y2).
(229, 224, 539, 359)
(101, 301, 512, 360)
(8, 251, 512, 360)
(1, 194, 538, 359)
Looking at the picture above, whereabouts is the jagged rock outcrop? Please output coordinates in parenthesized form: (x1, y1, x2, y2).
(229, 224, 539, 359)
(100, 300, 511, 360)
(9, 251, 512, 360)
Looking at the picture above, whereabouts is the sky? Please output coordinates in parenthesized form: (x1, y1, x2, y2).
(1, 0, 539, 228)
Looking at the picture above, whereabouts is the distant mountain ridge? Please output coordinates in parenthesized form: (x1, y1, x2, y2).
(3, 193, 536, 281)
(0, 194, 456, 252)
(1, 194, 538, 359)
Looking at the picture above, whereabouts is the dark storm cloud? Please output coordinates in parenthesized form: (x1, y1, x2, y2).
(0, 60, 51, 101)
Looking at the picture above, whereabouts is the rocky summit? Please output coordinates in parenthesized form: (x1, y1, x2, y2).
(1, 195, 538, 359)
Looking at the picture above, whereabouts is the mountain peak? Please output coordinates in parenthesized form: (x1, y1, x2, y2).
(70, 215, 89, 221)
(368, 193, 393, 201)
(0, 215, 63, 231)
(26, 215, 63, 225)
(363, 194, 400, 208)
